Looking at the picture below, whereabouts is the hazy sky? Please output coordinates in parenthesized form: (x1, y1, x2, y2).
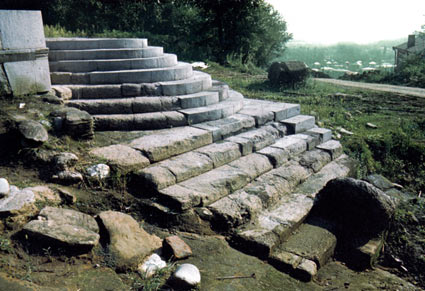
(266, 0, 425, 44)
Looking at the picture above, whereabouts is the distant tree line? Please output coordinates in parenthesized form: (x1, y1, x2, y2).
(0, 0, 292, 66)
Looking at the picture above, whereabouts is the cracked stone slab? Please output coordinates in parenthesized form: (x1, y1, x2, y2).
(23, 206, 99, 249)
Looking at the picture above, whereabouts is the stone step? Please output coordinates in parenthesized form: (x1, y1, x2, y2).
(129, 126, 213, 163)
(154, 133, 324, 212)
(46, 37, 148, 50)
(282, 115, 316, 134)
(192, 114, 256, 142)
(230, 150, 350, 260)
(48, 46, 164, 61)
(67, 91, 220, 114)
(157, 153, 274, 212)
(49, 54, 178, 72)
(62, 71, 212, 99)
(130, 122, 280, 192)
(51, 62, 193, 85)
(178, 90, 244, 125)
(207, 143, 335, 232)
(269, 219, 337, 281)
(239, 99, 300, 126)
(93, 111, 187, 131)
(92, 91, 244, 131)
(208, 80, 229, 101)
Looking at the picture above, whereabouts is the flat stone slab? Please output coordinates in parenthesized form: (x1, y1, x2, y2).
(23, 206, 99, 249)
(282, 115, 315, 134)
(129, 126, 212, 162)
(90, 144, 150, 169)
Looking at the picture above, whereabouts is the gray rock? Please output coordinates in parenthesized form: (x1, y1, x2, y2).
(0, 178, 9, 198)
(18, 120, 48, 147)
(86, 164, 110, 179)
(0, 185, 35, 214)
(52, 152, 79, 171)
(96, 211, 162, 271)
(314, 177, 396, 236)
(51, 108, 94, 139)
(23, 206, 99, 250)
(171, 263, 201, 288)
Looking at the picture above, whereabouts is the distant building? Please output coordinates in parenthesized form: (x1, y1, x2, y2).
(393, 34, 425, 69)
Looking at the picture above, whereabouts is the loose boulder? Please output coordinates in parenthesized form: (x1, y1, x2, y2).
(96, 211, 162, 271)
(50, 107, 94, 139)
(268, 61, 309, 88)
(23, 206, 99, 251)
(17, 120, 48, 147)
(314, 177, 396, 236)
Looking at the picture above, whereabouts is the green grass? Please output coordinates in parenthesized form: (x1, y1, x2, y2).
(204, 63, 425, 194)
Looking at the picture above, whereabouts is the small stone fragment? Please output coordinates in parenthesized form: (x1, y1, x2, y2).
(0, 178, 10, 198)
(51, 171, 83, 185)
(86, 164, 110, 179)
(163, 235, 192, 260)
(338, 127, 353, 135)
(366, 122, 378, 129)
(171, 264, 201, 288)
(138, 253, 167, 278)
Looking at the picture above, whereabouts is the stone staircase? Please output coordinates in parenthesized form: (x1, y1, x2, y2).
(46, 37, 243, 130)
(46, 38, 355, 281)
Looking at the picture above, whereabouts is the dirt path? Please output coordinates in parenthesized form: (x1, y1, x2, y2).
(314, 78, 425, 98)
